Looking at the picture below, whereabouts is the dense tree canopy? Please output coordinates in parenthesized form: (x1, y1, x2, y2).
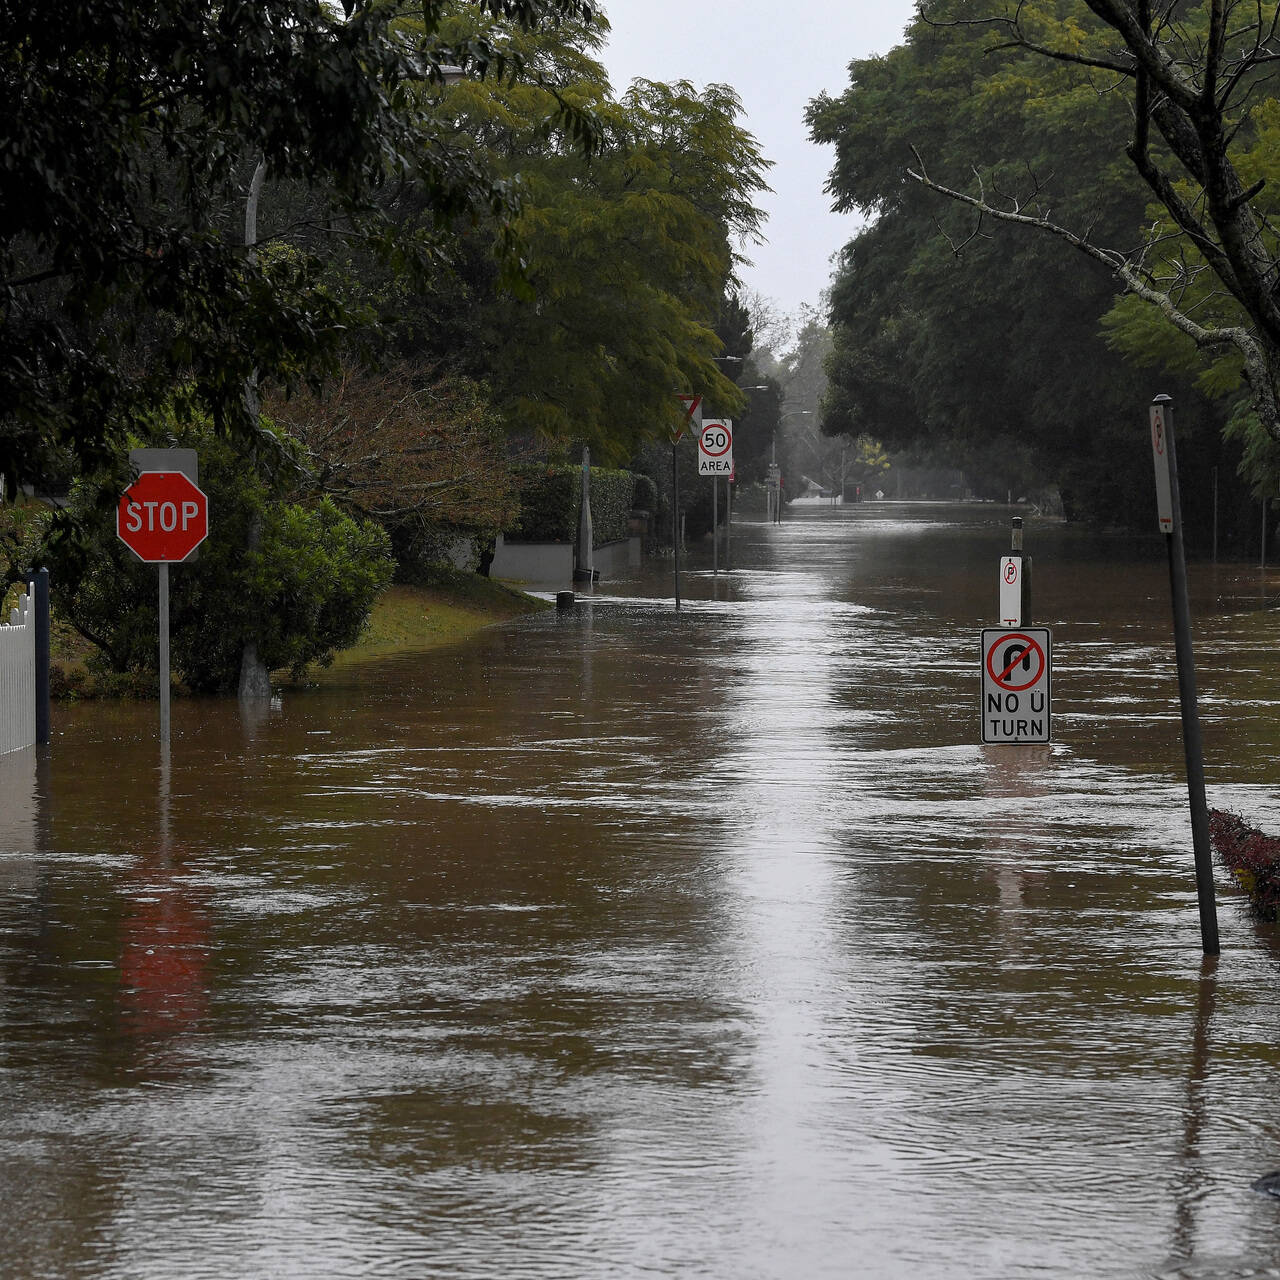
(807, 0, 1254, 533)
(0, 0, 598, 494)
(907, 0, 1280, 475)
(391, 8, 772, 461)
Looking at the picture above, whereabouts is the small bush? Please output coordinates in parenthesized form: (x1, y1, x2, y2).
(1209, 809, 1280, 919)
(48, 428, 393, 693)
(632, 473, 657, 513)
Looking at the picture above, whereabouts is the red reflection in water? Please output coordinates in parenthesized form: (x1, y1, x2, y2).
(118, 852, 211, 1040)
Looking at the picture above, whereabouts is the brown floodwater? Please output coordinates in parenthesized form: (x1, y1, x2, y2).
(3, 501, 1280, 1279)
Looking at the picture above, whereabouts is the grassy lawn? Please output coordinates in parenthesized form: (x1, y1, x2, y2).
(42, 572, 548, 698)
(304, 575, 549, 681)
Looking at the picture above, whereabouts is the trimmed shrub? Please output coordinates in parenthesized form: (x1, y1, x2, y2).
(590, 468, 637, 545)
(508, 465, 635, 546)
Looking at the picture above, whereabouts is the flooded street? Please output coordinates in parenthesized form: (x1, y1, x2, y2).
(4, 501, 1280, 1278)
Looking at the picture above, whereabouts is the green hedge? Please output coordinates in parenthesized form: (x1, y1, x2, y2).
(508, 465, 636, 546)
(590, 467, 637, 545)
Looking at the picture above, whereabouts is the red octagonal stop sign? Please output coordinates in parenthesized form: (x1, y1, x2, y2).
(117, 471, 209, 563)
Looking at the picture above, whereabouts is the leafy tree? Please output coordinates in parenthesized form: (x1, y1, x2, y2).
(708, 295, 779, 489)
(50, 427, 392, 693)
(755, 309, 837, 500)
(395, 9, 771, 460)
(895, 0, 1280, 495)
(0, 0, 599, 495)
(267, 364, 519, 573)
(807, 0, 1243, 530)
(0, 494, 50, 596)
(844, 436, 892, 496)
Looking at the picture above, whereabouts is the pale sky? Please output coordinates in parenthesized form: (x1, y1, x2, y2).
(598, 0, 920, 325)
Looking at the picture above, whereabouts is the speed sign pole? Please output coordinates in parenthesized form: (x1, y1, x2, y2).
(712, 477, 719, 576)
(672, 441, 681, 611)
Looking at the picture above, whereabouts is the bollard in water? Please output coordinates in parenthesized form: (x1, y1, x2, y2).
(556, 591, 575, 609)
(35, 566, 50, 745)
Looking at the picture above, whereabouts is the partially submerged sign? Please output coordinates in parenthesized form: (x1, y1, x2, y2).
(981, 627, 1052, 744)
(999, 555, 1022, 626)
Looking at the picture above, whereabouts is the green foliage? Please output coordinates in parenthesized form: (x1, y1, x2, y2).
(630, 439, 720, 546)
(1223, 400, 1280, 499)
(711, 296, 779, 487)
(0, 497, 52, 594)
(399, 14, 770, 461)
(847, 436, 891, 484)
(1100, 92, 1280, 417)
(0, 0, 599, 495)
(48, 427, 392, 692)
(588, 468, 639, 545)
(807, 0, 1248, 533)
(225, 498, 393, 688)
(507, 464, 635, 544)
(631, 474, 658, 514)
(508, 465, 579, 541)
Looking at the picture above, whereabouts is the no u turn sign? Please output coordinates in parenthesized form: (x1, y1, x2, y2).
(981, 627, 1052, 743)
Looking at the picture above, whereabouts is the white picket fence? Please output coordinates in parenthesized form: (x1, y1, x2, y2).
(0, 582, 35, 755)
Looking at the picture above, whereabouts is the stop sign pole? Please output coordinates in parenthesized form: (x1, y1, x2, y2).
(117, 468, 209, 749)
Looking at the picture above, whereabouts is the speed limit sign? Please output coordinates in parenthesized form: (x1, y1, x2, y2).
(698, 419, 733, 475)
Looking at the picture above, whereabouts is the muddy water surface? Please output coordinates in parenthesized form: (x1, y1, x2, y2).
(3, 502, 1280, 1278)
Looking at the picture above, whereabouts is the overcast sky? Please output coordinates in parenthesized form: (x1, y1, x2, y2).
(597, 0, 920, 326)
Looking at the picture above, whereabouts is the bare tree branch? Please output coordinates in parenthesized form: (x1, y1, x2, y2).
(907, 146, 1241, 353)
(906, 143, 1280, 439)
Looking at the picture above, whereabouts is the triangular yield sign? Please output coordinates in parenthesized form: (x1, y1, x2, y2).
(672, 394, 703, 442)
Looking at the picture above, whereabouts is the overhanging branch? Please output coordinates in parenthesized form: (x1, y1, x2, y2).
(907, 146, 1243, 354)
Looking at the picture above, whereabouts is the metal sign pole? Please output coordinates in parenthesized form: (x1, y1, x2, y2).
(726, 479, 733, 571)
(1012, 516, 1032, 623)
(158, 562, 171, 751)
(1151, 394, 1220, 956)
(672, 443, 681, 612)
(713, 478, 719, 576)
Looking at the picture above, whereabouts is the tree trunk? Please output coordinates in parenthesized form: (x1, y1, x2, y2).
(239, 158, 271, 702)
